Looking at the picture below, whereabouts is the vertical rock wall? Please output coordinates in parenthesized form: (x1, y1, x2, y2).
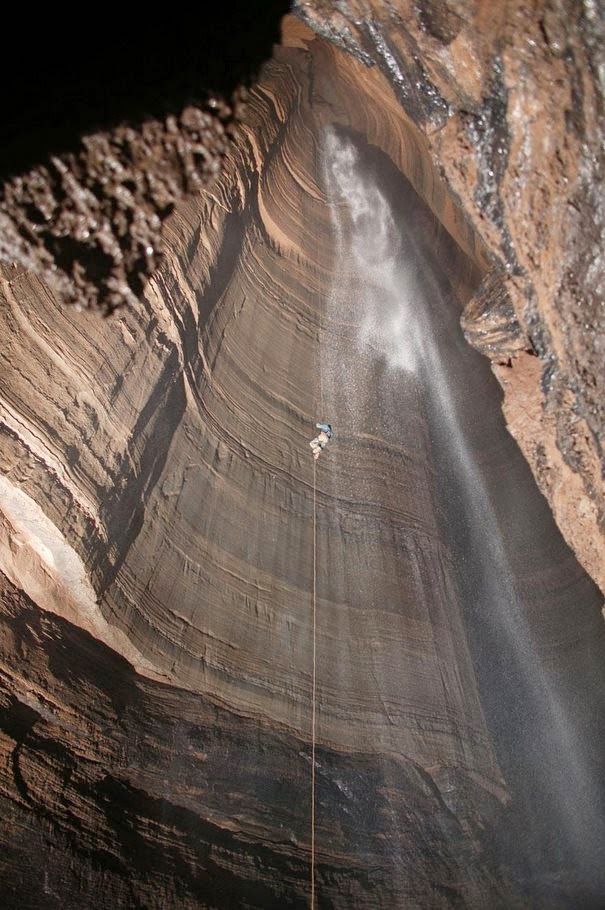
(0, 12, 604, 910)
(297, 0, 605, 595)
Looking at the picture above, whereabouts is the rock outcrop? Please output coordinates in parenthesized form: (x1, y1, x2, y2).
(1, 4, 603, 590)
(296, 0, 605, 595)
(0, 5, 604, 909)
(0, 7, 290, 314)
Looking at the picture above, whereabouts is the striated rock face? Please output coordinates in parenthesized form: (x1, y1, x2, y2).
(297, 0, 605, 595)
(1, 3, 603, 588)
(1, 7, 605, 910)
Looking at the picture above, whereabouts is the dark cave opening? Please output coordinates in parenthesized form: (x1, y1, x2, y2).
(0, 3, 290, 182)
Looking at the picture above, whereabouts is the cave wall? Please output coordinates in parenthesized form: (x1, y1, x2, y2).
(0, 21, 508, 769)
(0, 22, 517, 909)
(296, 0, 605, 594)
(0, 6, 604, 910)
(1, 2, 603, 592)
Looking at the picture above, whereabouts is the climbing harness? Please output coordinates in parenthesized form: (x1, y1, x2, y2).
(310, 423, 333, 460)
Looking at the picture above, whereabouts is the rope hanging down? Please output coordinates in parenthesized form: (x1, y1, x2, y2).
(311, 457, 317, 909)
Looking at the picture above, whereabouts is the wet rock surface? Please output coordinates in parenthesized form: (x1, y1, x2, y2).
(1, 4, 605, 909)
(1, 3, 602, 586)
(296, 0, 605, 592)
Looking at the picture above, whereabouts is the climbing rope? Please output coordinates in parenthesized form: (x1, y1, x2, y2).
(311, 456, 317, 909)
(312, 256, 324, 907)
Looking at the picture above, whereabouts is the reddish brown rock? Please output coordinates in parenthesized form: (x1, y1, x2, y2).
(1, 4, 603, 590)
(0, 99, 242, 313)
(296, 0, 605, 593)
(0, 5, 605, 909)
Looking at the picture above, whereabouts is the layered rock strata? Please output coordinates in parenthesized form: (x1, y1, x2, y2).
(297, 0, 605, 594)
(0, 11, 605, 910)
(1, 3, 603, 592)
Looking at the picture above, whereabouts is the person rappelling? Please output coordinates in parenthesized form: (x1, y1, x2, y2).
(310, 422, 333, 460)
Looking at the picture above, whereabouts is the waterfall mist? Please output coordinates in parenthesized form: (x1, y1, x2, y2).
(320, 125, 605, 901)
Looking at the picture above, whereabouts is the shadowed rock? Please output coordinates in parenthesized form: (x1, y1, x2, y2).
(1, 5, 605, 909)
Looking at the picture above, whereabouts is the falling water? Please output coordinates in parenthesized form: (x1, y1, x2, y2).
(320, 126, 605, 899)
